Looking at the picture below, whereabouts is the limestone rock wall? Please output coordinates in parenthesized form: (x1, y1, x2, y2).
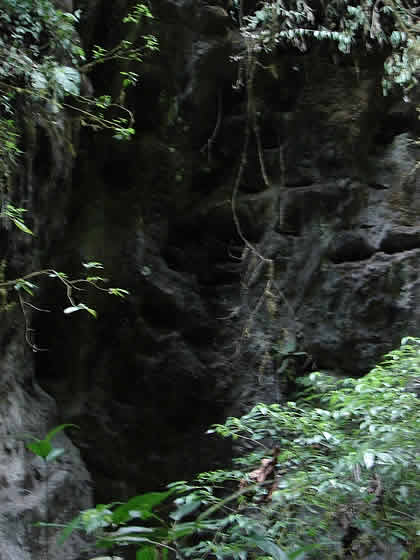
(0, 1, 419, 558)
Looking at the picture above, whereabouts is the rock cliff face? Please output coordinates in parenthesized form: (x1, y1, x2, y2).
(0, 96, 92, 558)
(1, 1, 419, 558)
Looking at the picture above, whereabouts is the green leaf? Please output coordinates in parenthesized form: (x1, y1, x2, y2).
(64, 306, 82, 314)
(82, 262, 104, 269)
(54, 65, 80, 96)
(167, 522, 199, 540)
(363, 451, 375, 469)
(26, 439, 52, 459)
(170, 500, 202, 521)
(252, 537, 289, 560)
(48, 271, 68, 279)
(14, 279, 37, 296)
(46, 448, 65, 462)
(136, 546, 157, 560)
(79, 304, 97, 318)
(45, 423, 79, 442)
(13, 219, 33, 235)
(31, 70, 48, 91)
(86, 276, 107, 283)
(57, 515, 83, 545)
(108, 288, 130, 297)
(110, 526, 156, 537)
(112, 491, 174, 524)
(64, 304, 97, 318)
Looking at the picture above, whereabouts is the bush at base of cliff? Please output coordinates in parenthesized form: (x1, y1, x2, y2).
(57, 337, 420, 560)
(184, 336, 420, 559)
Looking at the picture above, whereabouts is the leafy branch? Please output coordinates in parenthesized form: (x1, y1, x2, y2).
(0, 262, 129, 351)
(239, 0, 419, 94)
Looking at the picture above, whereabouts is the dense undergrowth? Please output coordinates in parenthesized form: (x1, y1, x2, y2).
(49, 337, 419, 560)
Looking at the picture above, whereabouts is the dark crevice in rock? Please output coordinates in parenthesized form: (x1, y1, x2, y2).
(367, 182, 389, 190)
(33, 126, 52, 181)
(286, 182, 315, 189)
(373, 109, 418, 146)
(327, 233, 376, 264)
(380, 227, 420, 254)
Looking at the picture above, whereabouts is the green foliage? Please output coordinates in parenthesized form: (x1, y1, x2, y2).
(0, 119, 21, 189)
(26, 424, 79, 462)
(123, 3, 154, 25)
(0, 0, 82, 106)
(0, 1, 159, 198)
(49, 339, 420, 560)
(52, 489, 180, 550)
(0, 2, 147, 341)
(197, 337, 420, 558)
(1, 203, 33, 234)
(0, 261, 130, 349)
(241, 0, 420, 95)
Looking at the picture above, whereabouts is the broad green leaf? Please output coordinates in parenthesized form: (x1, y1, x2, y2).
(112, 490, 174, 524)
(54, 65, 80, 96)
(13, 219, 33, 235)
(26, 439, 52, 459)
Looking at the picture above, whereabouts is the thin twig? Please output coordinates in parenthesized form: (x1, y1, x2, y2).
(200, 89, 223, 163)
(17, 292, 46, 352)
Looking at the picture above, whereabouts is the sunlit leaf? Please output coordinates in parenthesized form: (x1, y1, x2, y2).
(13, 219, 33, 235)
(46, 447, 65, 462)
(64, 306, 82, 314)
(54, 65, 80, 96)
(82, 262, 104, 269)
(363, 451, 375, 469)
(170, 500, 202, 521)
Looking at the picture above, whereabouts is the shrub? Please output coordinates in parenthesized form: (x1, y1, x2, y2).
(56, 338, 420, 559)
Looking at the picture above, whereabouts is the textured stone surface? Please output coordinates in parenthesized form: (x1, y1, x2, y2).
(35, 0, 420, 499)
(0, 108, 93, 558)
(0, 1, 419, 558)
